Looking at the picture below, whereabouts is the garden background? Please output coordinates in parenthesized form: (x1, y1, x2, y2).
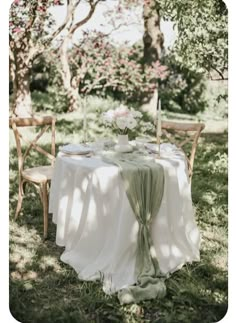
(5, 0, 229, 322)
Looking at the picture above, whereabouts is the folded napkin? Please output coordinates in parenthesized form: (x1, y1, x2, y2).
(102, 152, 166, 304)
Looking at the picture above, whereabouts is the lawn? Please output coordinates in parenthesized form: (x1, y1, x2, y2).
(9, 103, 228, 323)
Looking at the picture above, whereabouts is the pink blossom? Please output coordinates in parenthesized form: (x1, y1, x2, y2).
(114, 111, 129, 117)
(114, 105, 130, 118)
(13, 27, 21, 33)
(119, 59, 127, 65)
(14, 0, 19, 4)
(38, 6, 46, 12)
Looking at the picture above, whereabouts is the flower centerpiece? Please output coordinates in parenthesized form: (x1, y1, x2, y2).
(102, 104, 142, 152)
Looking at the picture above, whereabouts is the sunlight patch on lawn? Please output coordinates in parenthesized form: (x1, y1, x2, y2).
(39, 255, 62, 272)
(11, 270, 38, 281)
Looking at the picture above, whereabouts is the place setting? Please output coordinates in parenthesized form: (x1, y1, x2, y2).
(60, 99, 164, 163)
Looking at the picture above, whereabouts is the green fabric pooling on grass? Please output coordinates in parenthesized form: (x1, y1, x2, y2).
(103, 152, 166, 304)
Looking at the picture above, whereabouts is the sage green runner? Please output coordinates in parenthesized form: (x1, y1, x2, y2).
(102, 152, 166, 304)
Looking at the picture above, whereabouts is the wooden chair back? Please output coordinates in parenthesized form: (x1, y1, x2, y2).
(160, 120, 205, 180)
(9, 116, 56, 174)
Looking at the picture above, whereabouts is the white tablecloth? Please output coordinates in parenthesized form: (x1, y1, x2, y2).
(49, 143, 200, 294)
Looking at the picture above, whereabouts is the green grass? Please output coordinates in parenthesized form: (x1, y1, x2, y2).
(9, 102, 228, 323)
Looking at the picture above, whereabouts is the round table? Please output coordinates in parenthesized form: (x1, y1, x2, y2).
(49, 143, 200, 294)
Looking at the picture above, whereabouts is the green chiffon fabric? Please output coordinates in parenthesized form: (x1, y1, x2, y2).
(102, 152, 166, 304)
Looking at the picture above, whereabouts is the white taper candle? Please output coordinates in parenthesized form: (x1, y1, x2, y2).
(156, 92, 159, 137)
(83, 101, 87, 142)
(157, 99, 162, 137)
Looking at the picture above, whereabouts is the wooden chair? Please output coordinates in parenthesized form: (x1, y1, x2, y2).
(160, 120, 205, 182)
(9, 116, 56, 239)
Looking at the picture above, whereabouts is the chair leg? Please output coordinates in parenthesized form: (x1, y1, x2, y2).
(15, 180, 24, 220)
(41, 182, 49, 240)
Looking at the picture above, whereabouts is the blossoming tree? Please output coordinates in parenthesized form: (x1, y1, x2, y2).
(9, 0, 103, 116)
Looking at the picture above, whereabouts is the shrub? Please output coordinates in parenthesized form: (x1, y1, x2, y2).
(32, 86, 70, 113)
(157, 53, 208, 114)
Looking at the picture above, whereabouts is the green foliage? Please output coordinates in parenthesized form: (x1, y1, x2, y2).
(30, 56, 51, 92)
(198, 80, 228, 120)
(32, 87, 70, 113)
(159, 53, 207, 114)
(158, 0, 228, 77)
(30, 52, 72, 113)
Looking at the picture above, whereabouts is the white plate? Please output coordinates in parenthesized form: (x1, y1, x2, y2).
(59, 144, 92, 155)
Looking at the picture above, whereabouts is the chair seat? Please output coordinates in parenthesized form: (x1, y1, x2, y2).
(22, 165, 53, 183)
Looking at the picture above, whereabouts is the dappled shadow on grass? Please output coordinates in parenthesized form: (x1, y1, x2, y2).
(9, 221, 125, 323)
(144, 262, 227, 323)
(191, 133, 228, 228)
(9, 209, 228, 323)
(9, 130, 228, 323)
(9, 217, 228, 323)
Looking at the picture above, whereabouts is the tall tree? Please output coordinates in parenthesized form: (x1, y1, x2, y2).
(158, 0, 228, 79)
(10, 0, 60, 116)
(143, 0, 164, 64)
(142, 0, 164, 113)
(9, 0, 102, 117)
(58, 0, 102, 112)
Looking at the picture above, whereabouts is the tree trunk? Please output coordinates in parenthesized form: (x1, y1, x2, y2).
(60, 36, 80, 112)
(11, 41, 33, 117)
(143, 0, 164, 63)
(142, 0, 164, 116)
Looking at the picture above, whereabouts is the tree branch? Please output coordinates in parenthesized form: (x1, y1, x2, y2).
(14, 1, 38, 44)
(50, 0, 75, 41)
(83, 77, 126, 94)
(210, 66, 226, 80)
(69, 0, 101, 35)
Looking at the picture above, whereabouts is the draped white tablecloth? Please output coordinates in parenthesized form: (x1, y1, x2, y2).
(49, 143, 200, 294)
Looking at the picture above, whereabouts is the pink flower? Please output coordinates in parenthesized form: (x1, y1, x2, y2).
(119, 59, 127, 65)
(114, 107, 129, 118)
(151, 61, 169, 80)
(13, 27, 21, 33)
(114, 111, 129, 117)
(38, 6, 46, 12)
(14, 0, 19, 4)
